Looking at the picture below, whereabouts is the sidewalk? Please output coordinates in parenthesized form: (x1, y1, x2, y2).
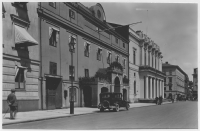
(2, 101, 173, 126)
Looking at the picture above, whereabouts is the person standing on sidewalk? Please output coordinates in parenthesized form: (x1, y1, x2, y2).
(7, 89, 18, 119)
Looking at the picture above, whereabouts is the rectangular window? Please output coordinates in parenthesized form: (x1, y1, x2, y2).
(155, 56, 157, 69)
(49, 2, 56, 8)
(69, 65, 75, 80)
(97, 48, 102, 61)
(123, 43, 125, 48)
(169, 77, 172, 83)
(15, 68, 26, 89)
(134, 81, 136, 94)
(115, 37, 118, 44)
(133, 49, 136, 65)
(85, 69, 89, 78)
(152, 55, 153, 67)
(84, 42, 90, 57)
(69, 9, 75, 19)
(169, 70, 172, 75)
(69, 88, 76, 102)
(107, 52, 111, 64)
(123, 58, 126, 69)
(115, 55, 119, 63)
(49, 27, 59, 47)
(50, 62, 57, 75)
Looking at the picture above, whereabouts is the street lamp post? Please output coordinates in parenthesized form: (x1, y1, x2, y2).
(69, 36, 76, 114)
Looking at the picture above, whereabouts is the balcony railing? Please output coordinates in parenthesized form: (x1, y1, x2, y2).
(139, 65, 166, 76)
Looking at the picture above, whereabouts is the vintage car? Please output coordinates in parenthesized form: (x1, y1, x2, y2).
(97, 92, 130, 112)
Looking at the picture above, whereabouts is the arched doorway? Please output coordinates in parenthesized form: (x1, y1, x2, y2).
(101, 87, 108, 93)
(83, 86, 92, 107)
(114, 77, 120, 93)
(123, 89, 127, 100)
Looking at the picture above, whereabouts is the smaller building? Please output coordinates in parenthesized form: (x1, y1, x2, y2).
(162, 62, 188, 100)
(192, 68, 198, 100)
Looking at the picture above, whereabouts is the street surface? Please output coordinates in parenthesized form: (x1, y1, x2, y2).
(3, 101, 198, 129)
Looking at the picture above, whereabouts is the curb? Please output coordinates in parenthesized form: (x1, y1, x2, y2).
(2, 102, 172, 126)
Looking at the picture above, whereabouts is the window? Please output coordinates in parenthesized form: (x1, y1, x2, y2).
(85, 69, 89, 78)
(49, 2, 56, 8)
(169, 86, 172, 91)
(107, 52, 111, 64)
(49, 27, 59, 47)
(69, 9, 75, 19)
(169, 70, 172, 75)
(69, 88, 76, 102)
(97, 48, 102, 61)
(152, 55, 153, 67)
(133, 49, 136, 65)
(15, 67, 26, 89)
(84, 42, 90, 57)
(50, 62, 57, 75)
(148, 52, 150, 66)
(134, 81, 136, 94)
(155, 56, 157, 69)
(115, 55, 119, 63)
(123, 43, 125, 48)
(97, 10, 101, 18)
(69, 65, 75, 80)
(12, 2, 27, 10)
(169, 77, 172, 83)
(164, 87, 166, 91)
(115, 37, 118, 44)
(134, 73, 136, 77)
(123, 58, 126, 69)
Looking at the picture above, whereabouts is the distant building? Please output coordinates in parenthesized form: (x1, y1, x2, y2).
(192, 68, 198, 100)
(128, 30, 165, 101)
(162, 62, 188, 99)
(2, 2, 40, 112)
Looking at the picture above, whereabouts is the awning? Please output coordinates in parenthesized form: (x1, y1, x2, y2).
(15, 25, 38, 46)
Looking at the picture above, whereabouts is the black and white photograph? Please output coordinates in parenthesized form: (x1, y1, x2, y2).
(2, 1, 198, 130)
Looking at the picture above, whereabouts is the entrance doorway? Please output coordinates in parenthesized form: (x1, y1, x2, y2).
(123, 89, 127, 100)
(46, 77, 62, 110)
(83, 86, 92, 107)
(114, 77, 120, 93)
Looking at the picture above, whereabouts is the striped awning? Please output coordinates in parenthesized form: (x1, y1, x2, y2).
(15, 25, 38, 46)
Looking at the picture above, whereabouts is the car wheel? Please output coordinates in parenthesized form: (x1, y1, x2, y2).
(114, 104, 119, 112)
(126, 103, 130, 110)
(100, 108, 104, 112)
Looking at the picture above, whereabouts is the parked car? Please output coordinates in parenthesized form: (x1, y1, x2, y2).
(97, 92, 130, 112)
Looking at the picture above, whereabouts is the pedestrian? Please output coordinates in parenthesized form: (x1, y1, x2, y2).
(155, 97, 158, 105)
(7, 89, 18, 119)
(159, 96, 163, 105)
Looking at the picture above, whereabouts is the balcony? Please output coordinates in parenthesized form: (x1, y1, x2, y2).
(139, 65, 166, 76)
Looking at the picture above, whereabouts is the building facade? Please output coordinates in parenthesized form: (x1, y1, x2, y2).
(192, 68, 198, 100)
(2, 2, 40, 112)
(129, 28, 141, 102)
(129, 29, 165, 101)
(162, 62, 188, 99)
(37, 2, 129, 109)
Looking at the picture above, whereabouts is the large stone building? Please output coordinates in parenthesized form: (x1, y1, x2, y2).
(192, 68, 198, 100)
(129, 29, 165, 101)
(162, 62, 189, 99)
(37, 2, 129, 109)
(2, 2, 40, 112)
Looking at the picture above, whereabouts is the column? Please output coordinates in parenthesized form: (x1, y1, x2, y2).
(149, 77, 152, 98)
(154, 78, 156, 97)
(157, 79, 159, 97)
(140, 46, 143, 65)
(149, 51, 151, 66)
(160, 80, 162, 96)
(162, 80, 164, 98)
(152, 53, 154, 68)
(145, 76, 149, 99)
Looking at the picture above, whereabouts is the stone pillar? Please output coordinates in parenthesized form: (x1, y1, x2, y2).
(149, 51, 152, 67)
(154, 78, 156, 98)
(146, 76, 149, 99)
(157, 79, 159, 97)
(152, 53, 154, 68)
(140, 46, 143, 65)
(160, 80, 162, 96)
(149, 77, 152, 98)
(162, 80, 164, 97)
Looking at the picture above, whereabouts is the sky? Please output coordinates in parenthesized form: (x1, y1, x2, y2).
(82, 2, 198, 81)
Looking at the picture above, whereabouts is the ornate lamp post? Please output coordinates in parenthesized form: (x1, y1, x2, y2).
(69, 36, 76, 114)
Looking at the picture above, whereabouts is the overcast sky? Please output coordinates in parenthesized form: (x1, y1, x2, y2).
(83, 2, 198, 81)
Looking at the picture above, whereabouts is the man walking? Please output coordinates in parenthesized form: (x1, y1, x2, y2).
(7, 89, 18, 119)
